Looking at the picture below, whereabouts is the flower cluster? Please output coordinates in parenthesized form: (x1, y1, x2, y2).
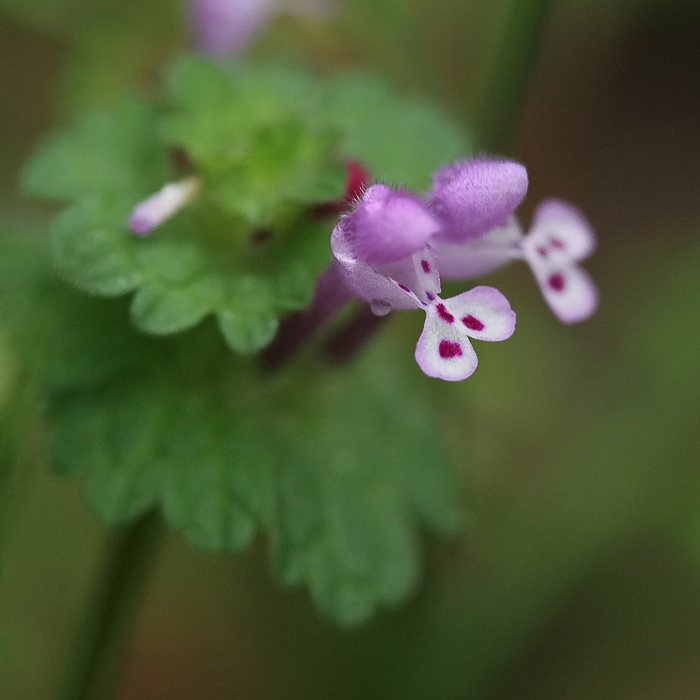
(330, 158, 598, 381)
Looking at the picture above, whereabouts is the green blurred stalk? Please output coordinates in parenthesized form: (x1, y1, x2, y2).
(474, 0, 553, 152)
(59, 512, 163, 700)
(0, 375, 38, 579)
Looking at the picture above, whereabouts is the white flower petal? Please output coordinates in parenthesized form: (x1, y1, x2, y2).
(524, 199, 595, 265)
(414, 308, 478, 381)
(433, 216, 524, 280)
(532, 264, 598, 324)
(128, 177, 200, 236)
(376, 246, 440, 304)
(439, 286, 516, 341)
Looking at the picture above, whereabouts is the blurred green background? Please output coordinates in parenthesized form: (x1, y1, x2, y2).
(1, 0, 700, 698)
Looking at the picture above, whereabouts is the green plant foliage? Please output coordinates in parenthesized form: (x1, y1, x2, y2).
(1, 234, 460, 624)
(33, 294, 460, 625)
(11, 56, 471, 624)
(21, 57, 469, 356)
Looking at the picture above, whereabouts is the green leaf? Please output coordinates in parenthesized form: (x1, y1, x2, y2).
(0, 232, 152, 390)
(49, 375, 273, 551)
(50, 199, 143, 296)
(24, 59, 470, 360)
(130, 278, 219, 335)
(267, 353, 461, 625)
(216, 276, 279, 354)
(163, 59, 346, 224)
(22, 100, 167, 202)
(325, 76, 471, 190)
(41, 310, 460, 624)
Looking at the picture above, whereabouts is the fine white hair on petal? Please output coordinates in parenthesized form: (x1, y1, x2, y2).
(429, 158, 529, 244)
(531, 264, 599, 324)
(344, 185, 441, 266)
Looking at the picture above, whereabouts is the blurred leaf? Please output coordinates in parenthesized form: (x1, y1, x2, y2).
(49, 372, 273, 550)
(50, 200, 144, 296)
(130, 277, 221, 335)
(325, 75, 471, 190)
(268, 353, 462, 625)
(41, 309, 460, 624)
(217, 306, 278, 355)
(0, 231, 150, 390)
(1, 232, 461, 624)
(22, 100, 166, 202)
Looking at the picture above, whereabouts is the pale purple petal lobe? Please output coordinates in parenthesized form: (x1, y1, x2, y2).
(525, 199, 596, 264)
(330, 223, 421, 311)
(190, 0, 272, 55)
(532, 264, 598, 324)
(430, 158, 528, 244)
(344, 185, 442, 266)
(432, 216, 524, 280)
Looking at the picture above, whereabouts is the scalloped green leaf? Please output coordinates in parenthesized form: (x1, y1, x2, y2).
(217, 277, 279, 354)
(50, 375, 273, 551)
(22, 100, 167, 202)
(131, 279, 218, 335)
(268, 354, 461, 625)
(0, 234, 152, 390)
(41, 306, 461, 625)
(50, 199, 144, 296)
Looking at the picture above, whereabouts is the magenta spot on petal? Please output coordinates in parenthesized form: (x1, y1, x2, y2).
(462, 315, 485, 331)
(550, 237, 565, 250)
(537, 246, 548, 258)
(398, 284, 411, 293)
(436, 303, 454, 324)
(421, 260, 431, 274)
(426, 292, 435, 301)
(438, 340, 462, 359)
(548, 273, 566, 292)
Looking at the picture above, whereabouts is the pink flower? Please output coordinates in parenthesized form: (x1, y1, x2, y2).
(190, 0, 333, 55)
(428, 158, 528, 244)
(331, 217, 516, 381)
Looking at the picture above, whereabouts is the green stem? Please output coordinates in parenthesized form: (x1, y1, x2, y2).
(474, 0, 554, 153)
(0, 376, 39, 580)
(59, 511, 163, 700)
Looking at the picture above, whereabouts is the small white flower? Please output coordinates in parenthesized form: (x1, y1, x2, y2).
(128, 176, 201, 236)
